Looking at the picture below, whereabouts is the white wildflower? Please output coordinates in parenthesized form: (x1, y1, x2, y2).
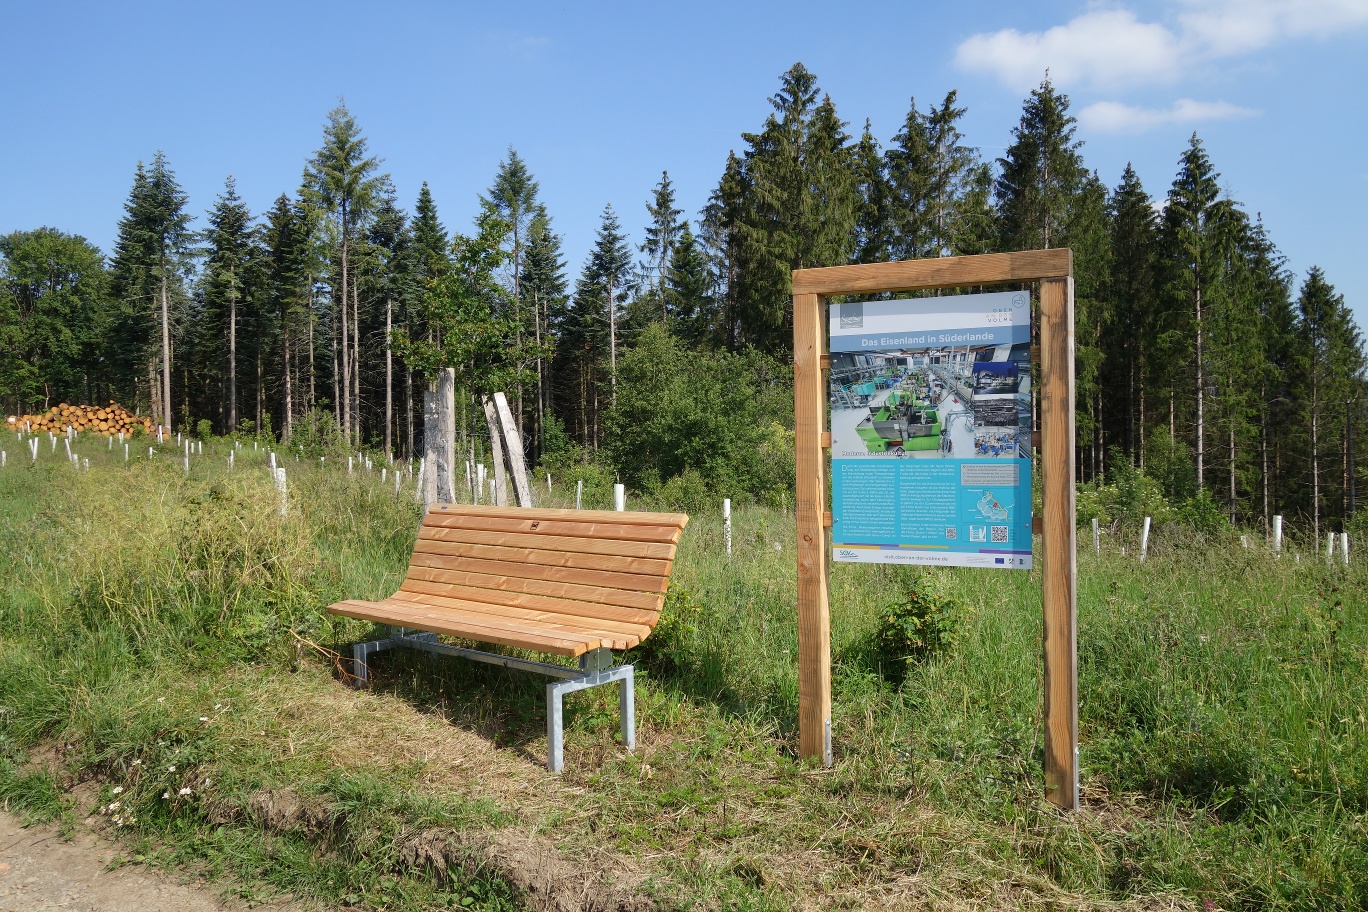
(108, 801, 120, 811)
(162, 792, 170, 799)
(167, 765, 176, 772)
(111, 786, 123, 795)
(199, 716, 210, 723)
(178, 787, 192, 796)
(157, 697, 165, 703)
(131, 759, 142, 766)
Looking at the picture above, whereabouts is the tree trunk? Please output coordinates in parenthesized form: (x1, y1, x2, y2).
(307, 275, 315, 409)
(255, 347, 263, 436)
(1228, 423, 1237, 523)
(160, 273, 172, 431)
(228, 282, 237, 432)
(1261, 405, 1269, 534)
(534, 289, 544, 462)
(608, 277, 616, 411)
(384, 294, 393, 455)
(422, 388, 440, 509)
(405, 368, 414, 459)
(439, 368, 455, 503)
(283, 321, 293, 441)
(352, 280, 362, 446)
(1312, 385, 1321, 549)
(1195, 279, 1205, 490)
(340, 242, 351, 439)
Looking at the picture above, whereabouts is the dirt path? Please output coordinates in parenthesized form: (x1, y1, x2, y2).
(0, 810, 304, 912)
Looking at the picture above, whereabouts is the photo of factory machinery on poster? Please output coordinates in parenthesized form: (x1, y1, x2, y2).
(829, 343, 1031, 462)
(828, 291, 1034, 569)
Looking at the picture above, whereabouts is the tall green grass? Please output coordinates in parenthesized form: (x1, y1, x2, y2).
(1, 432, 1365, 910)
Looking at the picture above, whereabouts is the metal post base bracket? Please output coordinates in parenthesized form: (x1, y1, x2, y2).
(348, 632, 634, 773)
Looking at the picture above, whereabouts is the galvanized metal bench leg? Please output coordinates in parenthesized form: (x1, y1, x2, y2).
(547, 681, 565, 773)
(620, 666, 635, 752)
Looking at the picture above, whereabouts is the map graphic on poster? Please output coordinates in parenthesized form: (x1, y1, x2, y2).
(829, 291, 1033, 569)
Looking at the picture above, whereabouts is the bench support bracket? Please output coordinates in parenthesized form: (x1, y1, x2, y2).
(349, 631, 634, 773)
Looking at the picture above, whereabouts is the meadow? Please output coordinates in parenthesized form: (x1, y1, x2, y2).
(0, 432, 1365, 911)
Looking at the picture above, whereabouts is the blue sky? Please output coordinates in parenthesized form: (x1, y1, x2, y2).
(2, 1, 1365, 328)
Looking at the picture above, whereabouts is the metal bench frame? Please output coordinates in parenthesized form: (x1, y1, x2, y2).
(351, 628, 633, 773)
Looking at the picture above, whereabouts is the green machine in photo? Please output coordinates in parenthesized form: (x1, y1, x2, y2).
(854, 389, 941, 455)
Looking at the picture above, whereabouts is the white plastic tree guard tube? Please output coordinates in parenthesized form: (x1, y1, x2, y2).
(724, 498, 732, 556)
(613, 483, 626, 512)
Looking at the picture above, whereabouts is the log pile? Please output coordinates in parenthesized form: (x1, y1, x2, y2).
(7, 401, 154, 437)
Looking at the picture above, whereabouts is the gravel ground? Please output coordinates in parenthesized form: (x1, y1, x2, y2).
(0, 810, 303, 912)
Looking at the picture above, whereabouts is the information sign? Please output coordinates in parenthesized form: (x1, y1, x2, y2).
(829, 291, 1033, 568)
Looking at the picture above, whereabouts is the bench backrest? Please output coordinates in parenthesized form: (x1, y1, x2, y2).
(402, 504, 690, 632)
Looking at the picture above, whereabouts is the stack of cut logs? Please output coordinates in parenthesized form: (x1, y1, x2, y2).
(7, 401, 154, 437)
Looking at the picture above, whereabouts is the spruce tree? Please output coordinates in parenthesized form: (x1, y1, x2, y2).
(262, 194, 310, 440)
(638, 171, 686, 317)
(852, 120, 893, 264)
(995, 77, 1084, 252)
(366, 185, 414, 454)
(665, 224, 714, 345)
(1294, 267, 1366, 543)
(732, 63, 858, 351)
(699, 152, 748, 349)
(305, 101, 384, 441)
(481, 149, 541, 436)
(523, 206, 568, 457)
(1161, 133, 1229, 490)
(1104, 164, 1159, 463)
(201, 175, 254, 431)
(887, 91, 976, 260)
(109, 151, 192, 430)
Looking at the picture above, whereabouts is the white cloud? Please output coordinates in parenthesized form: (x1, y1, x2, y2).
(955, 1, 1368, 91)
(1078, 98, 1259, 132)
(1177, 0, 1368, 57)
(955, 10, 1181, 91)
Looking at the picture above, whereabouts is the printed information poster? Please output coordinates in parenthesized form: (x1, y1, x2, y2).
(829, 291, 1033, 569)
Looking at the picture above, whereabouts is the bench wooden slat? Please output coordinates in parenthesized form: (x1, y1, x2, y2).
(383, 593, 641, 650)
(422, 512, 685, 545)
(400, 575, 659, 625)
(412, 538, 672, 577)
(330, 599, 601, 656)
(409, 551, 669, 594)
(418, 525, 677, 560)
(329, 505, 689, 662)
(427, 503, 688, 529)
(405, 565, 665, 613)
(385, 592, 645, 649)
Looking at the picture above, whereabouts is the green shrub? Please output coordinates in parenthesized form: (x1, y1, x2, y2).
(877, 571, 966, 681)
(604, 324, 794, 505)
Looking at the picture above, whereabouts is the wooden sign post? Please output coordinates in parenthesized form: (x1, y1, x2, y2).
(792, 250, 1078, 810)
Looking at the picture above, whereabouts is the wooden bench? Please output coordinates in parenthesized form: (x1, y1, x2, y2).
(328, 503, 690, 771)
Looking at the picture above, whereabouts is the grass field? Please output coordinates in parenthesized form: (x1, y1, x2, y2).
(1, 433, 1365, 911)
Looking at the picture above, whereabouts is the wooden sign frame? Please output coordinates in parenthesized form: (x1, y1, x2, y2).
(792, 249, 1079, 810)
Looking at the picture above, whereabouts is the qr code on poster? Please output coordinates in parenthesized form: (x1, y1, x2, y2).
(944, 527, 958, 540)
(990, 526, 1009, 543)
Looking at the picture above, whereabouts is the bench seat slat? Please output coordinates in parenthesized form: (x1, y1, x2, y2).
(381, 593, 643, 650)
(408, 551, 669, 594)
(418, 525, 677, 560)
(427, 503, 688, 528)
(405, 565, 664, 612)
(412, 538, 672, 578)
(330, 599, 602, 656)
(422, 512, 684, 545)
(399, 575, 659, 626)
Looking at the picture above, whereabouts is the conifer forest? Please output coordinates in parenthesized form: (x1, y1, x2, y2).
(3, 64, 1364, 539)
